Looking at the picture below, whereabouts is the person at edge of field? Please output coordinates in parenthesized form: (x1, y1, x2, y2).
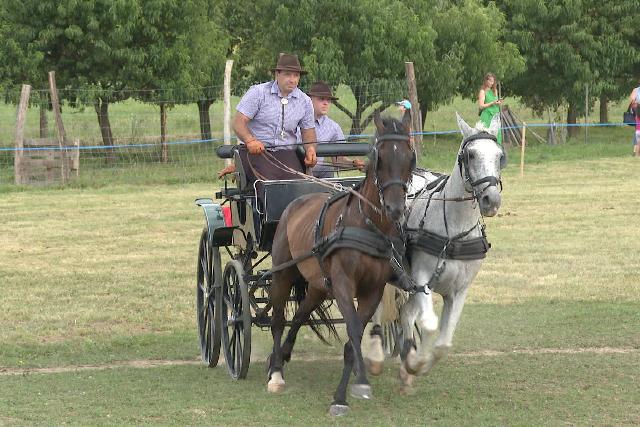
(478, 72, 503, 145)
(217, 53, 317, 180)
(629, 84, 640, 157)
(395, 99, 415, 146)
(299, 81, 365, 178)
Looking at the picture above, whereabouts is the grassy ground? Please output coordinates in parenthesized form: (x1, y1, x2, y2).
(1, 151, 639, 424)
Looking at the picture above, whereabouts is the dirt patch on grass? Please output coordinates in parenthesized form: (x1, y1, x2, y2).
(1, 347, 638, 376)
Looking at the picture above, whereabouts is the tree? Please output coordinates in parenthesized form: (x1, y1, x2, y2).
(227, 0, 523, 135)
(130, 0, 229, 161)
(241, 0, 439, 135)
(496, 0, 640, 134)
(0, 0, 148, 161)
(416, 0, 524, 125)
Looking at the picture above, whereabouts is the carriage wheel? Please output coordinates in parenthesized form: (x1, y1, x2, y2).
(196, 229, 221, 367)
(381, 320, 403, 357)
(218, 259, 252, 379)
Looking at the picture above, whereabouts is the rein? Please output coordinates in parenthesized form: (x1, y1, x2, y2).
(257, 150, 382, 215)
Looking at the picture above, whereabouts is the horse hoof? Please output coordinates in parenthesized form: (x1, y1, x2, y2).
(267, 372, 285, 394)
(399, 364, 416, 387)
(329, 404, 350, 417)
(364, 357, 384, 376)
(405, 359, 425, 376)
(350, 383, 372, 400)
(398, 384, 417, 396)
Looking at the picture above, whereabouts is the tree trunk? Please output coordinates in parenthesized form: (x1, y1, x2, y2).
(349, 86, 364, 136)
(160, 103, 168, 163)
(599, 94, 608, 123)
(566, 103, 578, 138)
(94, 99, 116, 164)
(39, 103, 48, 138)
(197, 100, 213, 141)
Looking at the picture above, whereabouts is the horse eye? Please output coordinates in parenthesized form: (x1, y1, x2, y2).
(467, 151, 475, 160)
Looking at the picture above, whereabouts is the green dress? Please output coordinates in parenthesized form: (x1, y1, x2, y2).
(480, 89, 502, 145)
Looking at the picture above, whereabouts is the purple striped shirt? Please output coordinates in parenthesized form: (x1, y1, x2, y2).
(297, 114, 346, 177)
(236, 81, 315, 150)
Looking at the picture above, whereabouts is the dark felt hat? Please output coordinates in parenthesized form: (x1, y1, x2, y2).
(271, 53, 307, 75)
(308, 81, 338, 100)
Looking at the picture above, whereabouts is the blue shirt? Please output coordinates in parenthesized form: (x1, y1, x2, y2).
(298, 114, 346, 177)
(236, 81, 315, 150)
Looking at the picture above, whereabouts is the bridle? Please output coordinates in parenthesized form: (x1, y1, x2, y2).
(371, 133, 416, 212)
(457, 132, 503, 202)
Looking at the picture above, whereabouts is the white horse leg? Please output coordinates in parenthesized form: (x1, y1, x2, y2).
(422, 288, 470, 375)
(407, 291, 439, 374)
(364, 304, 385, 375)
(397, 291, 423, 386)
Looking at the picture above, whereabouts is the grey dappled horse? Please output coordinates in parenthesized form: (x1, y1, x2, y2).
(365, 113, 504, 388)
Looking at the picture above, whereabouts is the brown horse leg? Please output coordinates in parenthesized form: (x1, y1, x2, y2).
(330, 283, 379, 415)
(267, 267, 297, 393)
(329, 341, 356, 416)
(281, 284, 326, 363)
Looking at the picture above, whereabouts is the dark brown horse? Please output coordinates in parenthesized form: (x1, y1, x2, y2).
(267, 111, 415, 416)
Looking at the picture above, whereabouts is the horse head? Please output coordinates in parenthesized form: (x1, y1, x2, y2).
(371, 110, 416, 222)
(455, 113, 504, 217)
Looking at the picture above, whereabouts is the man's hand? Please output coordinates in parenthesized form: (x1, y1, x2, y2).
(217, 163, 236, 179)
(304, 146, 317, 167)
(246, 139, 265, 154)
(352, 158, 365, 171)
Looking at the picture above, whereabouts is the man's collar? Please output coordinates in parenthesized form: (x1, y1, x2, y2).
(270, 81, 301, 98)
(315, 114, 327, 125)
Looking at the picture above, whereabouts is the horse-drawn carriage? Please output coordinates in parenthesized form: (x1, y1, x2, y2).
(193, 112, 504, 415)
(195, 141, 371, 379)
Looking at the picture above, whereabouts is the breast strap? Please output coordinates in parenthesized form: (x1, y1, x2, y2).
(406, 228, 490, 260)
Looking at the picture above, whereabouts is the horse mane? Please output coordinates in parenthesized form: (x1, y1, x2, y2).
(378, 116, 410, 136)
(473, 121, 490, 133)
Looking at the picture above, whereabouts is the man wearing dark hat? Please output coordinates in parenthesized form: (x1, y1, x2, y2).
(230, 53, 317, 182)
(301, 81, 365, 178)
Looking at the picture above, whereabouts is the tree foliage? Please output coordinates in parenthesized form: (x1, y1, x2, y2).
(496, 0, 640, 128)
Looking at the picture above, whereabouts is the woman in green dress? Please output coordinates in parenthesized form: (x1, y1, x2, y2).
(478, 72, 503, 145)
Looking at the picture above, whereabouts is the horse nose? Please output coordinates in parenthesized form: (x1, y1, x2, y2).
(479, 192, 501, 217)
(385, 203, 404, 222)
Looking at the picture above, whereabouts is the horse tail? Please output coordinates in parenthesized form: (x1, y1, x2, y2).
(291, 279, 339, 345)
(380, 285, 407, 323)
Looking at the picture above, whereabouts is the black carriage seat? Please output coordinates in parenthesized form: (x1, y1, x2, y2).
(258, 177, 363, 250)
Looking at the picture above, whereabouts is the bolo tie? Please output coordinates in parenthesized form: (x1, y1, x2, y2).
(280, 97, 288, 140)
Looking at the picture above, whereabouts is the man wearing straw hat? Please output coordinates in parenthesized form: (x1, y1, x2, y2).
(229, 53, 317, 182)
(301, 81, 365, 178)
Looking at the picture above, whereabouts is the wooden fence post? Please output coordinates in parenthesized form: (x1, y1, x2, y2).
(48, 71, 68, 182)
(223, 59, 234, 167)
(520, 122, 527, 178)
(405, 62, 423, 154)
(14, 84, 31, 185)
(160, 103, 168, 163)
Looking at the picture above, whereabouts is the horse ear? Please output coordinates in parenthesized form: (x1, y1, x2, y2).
(488, 113, 501, 137)
(401, 109, 412, 133)
(374, 111, 385, 134)
(456, 112, 474, 139)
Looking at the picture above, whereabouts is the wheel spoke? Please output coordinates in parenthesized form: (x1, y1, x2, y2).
(235, 330, 241, 369)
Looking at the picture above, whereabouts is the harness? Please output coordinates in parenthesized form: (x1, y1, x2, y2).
(265, 131, 424, 293)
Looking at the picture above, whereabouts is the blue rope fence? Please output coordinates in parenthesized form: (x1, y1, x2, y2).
(1, 121, 635, 153)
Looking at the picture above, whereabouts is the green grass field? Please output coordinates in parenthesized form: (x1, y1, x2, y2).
(1, 143, 639, 424)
